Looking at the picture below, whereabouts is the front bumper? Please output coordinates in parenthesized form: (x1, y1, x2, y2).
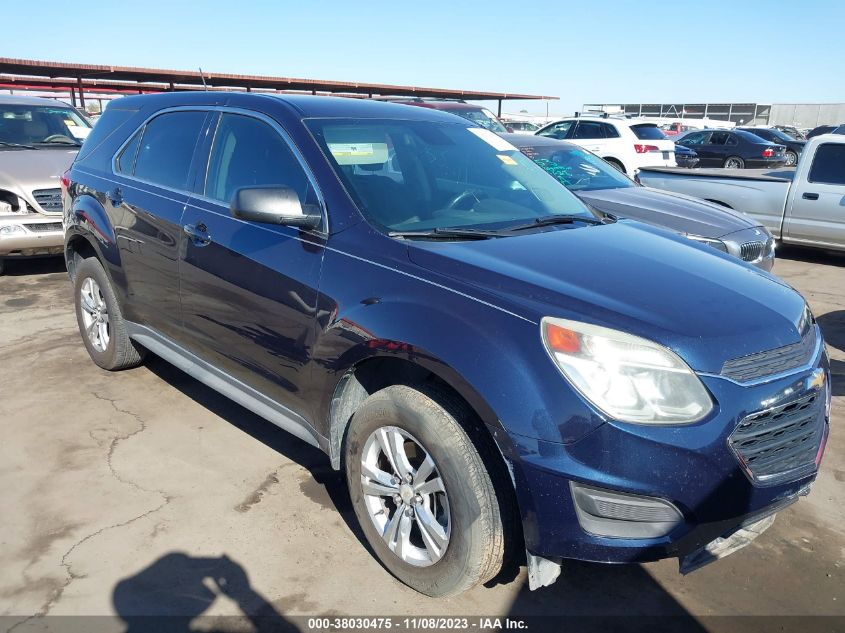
(0, 215, 64, 257)
(510, 345, 830, 566)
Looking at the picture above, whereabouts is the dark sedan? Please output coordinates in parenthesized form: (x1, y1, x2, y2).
(674, 144, 699, 168)
(503, 134, 775, 270)
(737, 127, 805, 166)
(674, 129, 786, 168)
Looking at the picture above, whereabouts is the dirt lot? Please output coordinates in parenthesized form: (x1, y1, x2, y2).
(1, 248, 843, 631)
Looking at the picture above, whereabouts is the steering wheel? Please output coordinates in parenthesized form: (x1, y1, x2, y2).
(446, 190, 486, 210)
(42, 134, 76, 143)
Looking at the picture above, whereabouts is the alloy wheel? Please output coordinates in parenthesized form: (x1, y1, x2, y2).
(360, 426, 451, 567)
(79, 277, 110, 352)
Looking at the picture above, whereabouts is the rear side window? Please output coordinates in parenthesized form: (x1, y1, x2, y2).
(602, 123, 620, 138)
(134, 111, 207, 190)
(709, 132, 729, 145)
(808, 143, 845, 185)
(631, 124, 667, 140)
(204, 113, 311, 205)
(572, 122, 605, 139)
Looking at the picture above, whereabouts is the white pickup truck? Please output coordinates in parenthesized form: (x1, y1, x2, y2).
(638, 134, 845, 252)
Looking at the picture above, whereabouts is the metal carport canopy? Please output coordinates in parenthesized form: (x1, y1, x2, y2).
(0, 58, 556, 114)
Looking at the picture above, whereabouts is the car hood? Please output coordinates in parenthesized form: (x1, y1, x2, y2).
(406, 221, 806, 374)
(0, 148, 78, 192)
(578, 186, 759, 238)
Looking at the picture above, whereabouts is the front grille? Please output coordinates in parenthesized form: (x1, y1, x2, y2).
(728, 391, 824, 485)
(32, 188, 62, 213)
(740, 240, 766, 262)
(721, 325, 817, 383)
(24, 222, 63, 233)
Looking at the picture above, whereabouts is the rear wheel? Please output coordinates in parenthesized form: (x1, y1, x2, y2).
(73, 257, 145, 371)
(724, 156, 745, 169)
(344, 385, 505, 597)
(604, 158, 626, 173)
(784, 151, 798, 166)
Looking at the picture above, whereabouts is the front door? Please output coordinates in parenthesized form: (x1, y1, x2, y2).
(785, 141, 845, 248)
(179, 111, 326, 418)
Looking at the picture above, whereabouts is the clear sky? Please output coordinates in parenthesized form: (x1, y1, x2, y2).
(3, 0, 843, 116)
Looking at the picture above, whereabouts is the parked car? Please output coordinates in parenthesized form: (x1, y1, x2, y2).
(503, 121, 540, 134)
(535, 117, 677, 176)
(385, 98, 508, 133)
(638, 134, 845, 252)
(660, 122, 696, 136)
(504, 134, 774, 270)
(674, 144, 700, 168)
(0, 95, 92, 274)
(772, 125, 806, 140)
(737, 127, 805, 166)
(65, 93, 830, 597)
(675, 129, 786, 169)
(806, 124, 841, 138)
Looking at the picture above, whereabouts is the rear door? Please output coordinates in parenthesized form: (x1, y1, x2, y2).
(784, 142, 845, 248)
(179, 110, 327, 418)
(703, 131, 731, 166)
(110, 109, 211, 339)
(569, 121, 606, 153)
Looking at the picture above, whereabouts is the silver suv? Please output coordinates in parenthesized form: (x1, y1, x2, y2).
(0, 95, 92, 274)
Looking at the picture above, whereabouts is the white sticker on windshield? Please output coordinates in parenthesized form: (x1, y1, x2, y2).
(467, 127, 518, 152)
(66, 125, 91, 140)
(327, 142, 389, 165)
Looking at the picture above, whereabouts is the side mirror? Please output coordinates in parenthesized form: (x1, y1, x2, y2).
(230, 186, 321, 230)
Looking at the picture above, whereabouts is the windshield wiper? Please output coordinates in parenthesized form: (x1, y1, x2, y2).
(388, 227, 502, 240)
(0, 141, 39, 150)
(39, 139, 82, 146)
(504, 214, 606, 231)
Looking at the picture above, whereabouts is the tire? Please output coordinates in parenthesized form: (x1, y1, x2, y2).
(785, 151, 798, 166)
(344, 384, 505, 597)
(724, 156, 745, 169)
(73, 257, 145, 371)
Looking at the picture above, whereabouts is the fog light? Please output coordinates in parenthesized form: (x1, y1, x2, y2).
(570, 482, 684, 539)
(0, 224, 24, 236)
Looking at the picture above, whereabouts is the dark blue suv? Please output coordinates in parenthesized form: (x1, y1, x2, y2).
(63, 92, 831, 597)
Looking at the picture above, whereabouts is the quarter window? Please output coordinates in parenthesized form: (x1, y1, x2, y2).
(204, 113, 311, 206)
(115, 130, 141, 174)
(808, 143, 845, 185)
(602, 123, 621, 138)
(134, 111, 207, 190)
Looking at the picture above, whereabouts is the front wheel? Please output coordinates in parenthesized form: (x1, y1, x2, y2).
(724, 156, 745, 169)
(344, 385, 505, 596)
(784, 151, 798, 166)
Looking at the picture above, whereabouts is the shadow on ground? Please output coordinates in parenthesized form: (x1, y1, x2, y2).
(776, 245, 845, 267)
(0, 256, 66, 276)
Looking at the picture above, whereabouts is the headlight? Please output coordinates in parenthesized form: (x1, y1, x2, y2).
(0, 224, 25, 236)
(685, 234, 728, 253)
(541, 317, 713, 425)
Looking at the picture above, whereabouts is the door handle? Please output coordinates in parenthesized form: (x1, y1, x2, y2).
(107, 187, 123, 207)
(183, 222, 211, 246)
(802, 192, 819, 200)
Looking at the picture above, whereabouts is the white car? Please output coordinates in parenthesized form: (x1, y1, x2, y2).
(534, 116, 676, 175)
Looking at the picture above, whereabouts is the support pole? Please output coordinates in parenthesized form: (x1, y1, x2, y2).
(497, 99, 502, 117)
(69, 87, 76, 107)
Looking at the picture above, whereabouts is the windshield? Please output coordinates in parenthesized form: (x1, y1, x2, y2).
(306, 118, 595, 233)
(518, 144, 635, 192)
(453, 109, 508, 134)
(0, 104, 91, 147)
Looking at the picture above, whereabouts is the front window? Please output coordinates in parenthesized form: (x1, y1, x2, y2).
(0, 103, 92, 148)
(518, 144, 636, 192)
(306, 118, 594, 233)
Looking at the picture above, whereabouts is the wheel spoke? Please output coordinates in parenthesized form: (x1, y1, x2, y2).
(414, 453, 435, 485)
(98, 322, 109, 347)
(415, 504, 448, 559)
(80, 292, 96, 314)
(361, 463, 399, 497)
(393, 511, 413, 559)
(382, 503, 406, 547)
(414, 476, 445, 496)
(86, 320, 97, 340)
(376, 428, 413, 479)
